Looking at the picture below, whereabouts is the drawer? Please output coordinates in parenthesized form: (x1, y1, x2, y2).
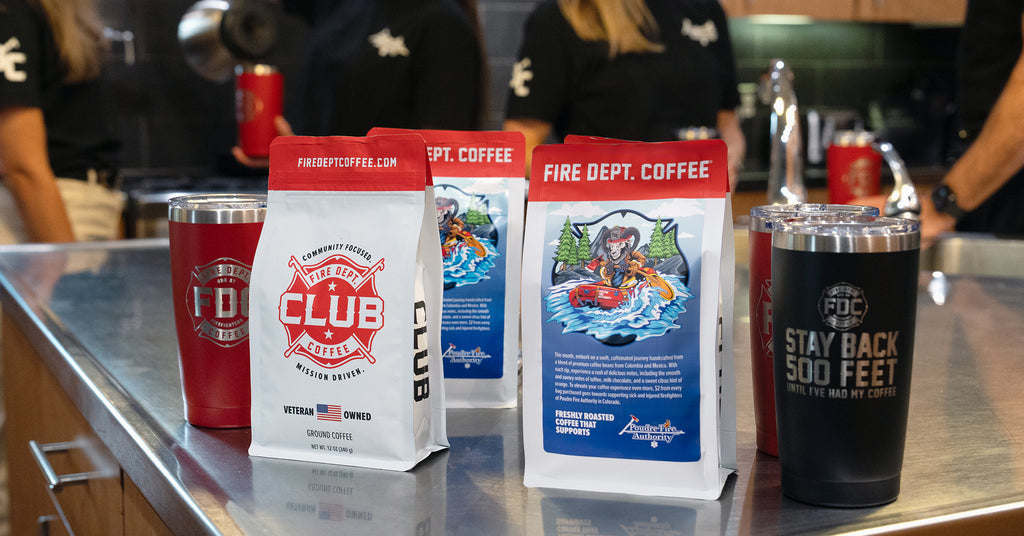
(3, 315, 122, 535)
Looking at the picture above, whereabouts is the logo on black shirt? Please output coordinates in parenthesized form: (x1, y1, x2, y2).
(681, 18, 718, 47)
(510, 58, 533, 98)
(369, 28, 409, 57)
(1, 37, 27, 82)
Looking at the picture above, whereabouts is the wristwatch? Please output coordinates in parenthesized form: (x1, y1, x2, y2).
(931, 182, 968, 221)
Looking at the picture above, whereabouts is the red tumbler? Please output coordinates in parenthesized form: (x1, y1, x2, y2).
(748, 203, 878, 456)
(169, 194, 266, 427)
(826, 131, 881, 205)
(235, 64, 283, 158)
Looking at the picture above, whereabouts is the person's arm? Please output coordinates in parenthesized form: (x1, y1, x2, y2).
(503, 117, 552, 178)
(931, 16, 1024, 239)
(0, 106, 75, 242)
(717, 109, 745, 191)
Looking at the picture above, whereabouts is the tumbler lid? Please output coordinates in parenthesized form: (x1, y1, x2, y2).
(832, 130, 876, 147)
(772, 215, 920, 253)
(749, 203, 878, 233)
(169, 193, 267, 224)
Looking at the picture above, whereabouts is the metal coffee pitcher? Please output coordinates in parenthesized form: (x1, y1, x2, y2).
(177, 0, 279, 82)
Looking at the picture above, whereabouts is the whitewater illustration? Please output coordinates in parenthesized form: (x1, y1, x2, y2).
(435, 185, 500, 289)
(545, 209, 693, 345)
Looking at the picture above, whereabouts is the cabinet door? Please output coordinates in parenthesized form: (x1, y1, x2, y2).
(124, 475, 174, 535)
(857, 0, 967, 24)
(730, 0, 856, 20)
(3, 315, 123, 536)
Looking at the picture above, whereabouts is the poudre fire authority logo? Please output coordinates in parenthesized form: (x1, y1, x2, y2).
(278, 255, 386, 368)
(187, 257, 253, 347)
(818, 282, 868, 331)
(619, 415, 685, 448)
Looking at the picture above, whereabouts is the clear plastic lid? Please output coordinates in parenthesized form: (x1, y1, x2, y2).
(168, 193, 267, 224)
(749, 203, 879, 233)
(771, 215, 920, 253)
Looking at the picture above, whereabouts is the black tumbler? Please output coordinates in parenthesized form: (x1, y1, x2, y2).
(771, 215, 919, 507)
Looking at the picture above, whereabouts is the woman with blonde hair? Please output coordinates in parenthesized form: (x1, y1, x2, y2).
(0, 0, 123, 244)
(504, 0, 745, 184)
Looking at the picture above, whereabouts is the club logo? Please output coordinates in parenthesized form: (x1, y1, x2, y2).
(279, 254, 385, 368)
(186, 257, 253, 347)
(818, 282, 868, 331)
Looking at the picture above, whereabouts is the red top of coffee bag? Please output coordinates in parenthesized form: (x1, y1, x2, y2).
(368, 128, 526, 179)
(530, 139, 728, 202)
(269, 135, 430, 192)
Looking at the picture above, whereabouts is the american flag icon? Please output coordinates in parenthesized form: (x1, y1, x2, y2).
(316, 404, 343, 422)
(319, 501, 345, 521)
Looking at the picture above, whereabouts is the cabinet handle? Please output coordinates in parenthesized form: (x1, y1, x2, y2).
(37, 515, 59, 536)
(29, 440, 97, 492)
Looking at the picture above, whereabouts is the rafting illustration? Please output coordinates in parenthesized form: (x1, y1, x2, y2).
(545, 210, 693, 345)
(435, 186, 500, 290)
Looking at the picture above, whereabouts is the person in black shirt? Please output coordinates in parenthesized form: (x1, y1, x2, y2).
(234, 0, 484, 167)
(0, 0, 123, 243)
(503, 0, 745, 183)
(923, 0, 1024, 239)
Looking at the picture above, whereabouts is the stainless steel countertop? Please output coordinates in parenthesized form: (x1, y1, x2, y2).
(1, 234, 1022, 535)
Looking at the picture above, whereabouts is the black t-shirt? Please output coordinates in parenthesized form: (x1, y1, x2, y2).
(504, 0, 740, 143)
(0, 0, 120, 176)
(957, 0, 1024, 136)
(283, 0, 481, 136)
(954, 0, 1024, 234)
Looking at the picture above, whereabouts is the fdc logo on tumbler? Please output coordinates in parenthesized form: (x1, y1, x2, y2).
(187, 257, 253, 347)
(818, 283, 868, 331)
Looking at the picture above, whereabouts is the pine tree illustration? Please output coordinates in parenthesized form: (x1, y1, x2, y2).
(647, 219, 671, 264)
(577, 224, 592, 269)
(553, 217, 579, 272)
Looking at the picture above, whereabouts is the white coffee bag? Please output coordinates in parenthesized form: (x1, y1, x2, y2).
(249, 134, 447, 471)
(521, 139, 736, 499)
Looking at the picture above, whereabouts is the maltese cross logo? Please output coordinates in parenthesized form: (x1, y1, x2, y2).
(279, 254, 386, 369)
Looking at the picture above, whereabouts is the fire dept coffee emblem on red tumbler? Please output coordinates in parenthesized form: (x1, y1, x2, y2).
(235, 63, 283, 158)
(169, 193, 266, 428)
(827, 131, 881, 205)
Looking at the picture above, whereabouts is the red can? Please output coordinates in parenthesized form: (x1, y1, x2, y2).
(169, 194, 266, 428)
(235, 64, 283, 158)
(748, 204, 878, 456)
(827, 131, 881, 205)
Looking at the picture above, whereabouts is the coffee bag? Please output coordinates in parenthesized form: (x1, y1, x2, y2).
(372, 128, 526, 408)
(521, 139, 736, 499)
(249, 135, 447, 471)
